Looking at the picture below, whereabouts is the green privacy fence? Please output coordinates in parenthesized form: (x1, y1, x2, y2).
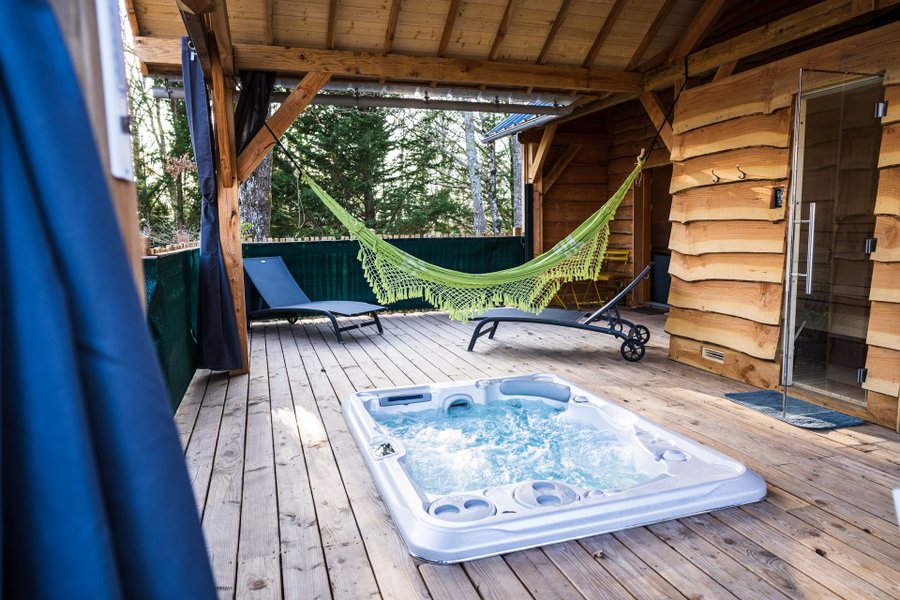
(145, 237, 526, 408)
(143, 248, 200, 409)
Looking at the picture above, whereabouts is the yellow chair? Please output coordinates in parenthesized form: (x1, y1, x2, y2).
(552, 249, 631, 310)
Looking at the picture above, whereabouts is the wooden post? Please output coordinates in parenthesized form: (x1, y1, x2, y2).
(50, 0, 145, 302)
(632, 170, 651, 305)
(210, 34, 249, 374)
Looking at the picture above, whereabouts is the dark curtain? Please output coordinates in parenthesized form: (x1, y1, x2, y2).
(234, 70, 277, 153)
(0, 5, 215, 599)
(181, 37, 242, 371)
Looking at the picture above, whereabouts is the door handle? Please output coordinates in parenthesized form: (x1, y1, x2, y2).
(798, 202, 816, 295)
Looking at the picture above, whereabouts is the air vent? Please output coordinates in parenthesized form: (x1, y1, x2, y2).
(701, 346, 726, 364)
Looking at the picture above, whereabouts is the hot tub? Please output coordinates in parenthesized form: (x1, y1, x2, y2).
(344, 373, 766, 563)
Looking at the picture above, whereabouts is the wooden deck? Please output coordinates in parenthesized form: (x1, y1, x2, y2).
(176, 310, 900, 600)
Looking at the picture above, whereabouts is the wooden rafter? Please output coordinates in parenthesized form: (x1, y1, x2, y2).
(666, 0, 727, 61)
(518, 130, 612, 144)
(528, 125, 557, 182)
(236, 72, 332, 183)
(327, 0, 338, 49)
(543, 144, 581, 192)
(134, 37, 645, 93)
(714, 60, 737, 81)
(437, 0, 462, 57)
(488, 0, 516, 60)
(263, 0, 274, 45)
(638, 91, 673, 151)
(175, 0, 213, 14)
(581, 0, 628, 68)
(209, 34, 235, 185)
(645, 0, 900, 90)
(178, 9, 211, 71)
(383, 0, 402, 53)
(537, 0, 574, 65)
(206, 0, 233, 76)
(122, 0, 140, 37)
(625, 0, 677, 71)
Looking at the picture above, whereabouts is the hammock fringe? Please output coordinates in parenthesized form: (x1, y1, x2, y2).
(303, 158, 644, 320)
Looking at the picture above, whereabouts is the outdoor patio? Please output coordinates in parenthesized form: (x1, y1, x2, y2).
(176, 309, 900, 600)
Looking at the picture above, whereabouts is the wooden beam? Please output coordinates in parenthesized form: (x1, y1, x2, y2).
(326, 0, 338, 49)
(581, 0, 628, 68)
(209, 34, 236, 186)
(638, 91, 673, 151)
(383, 0, 402, 53)
(666, 0, 727, 61)
(133, 37, 645, 93)
(206, 0, 233, 76)
(537, 0, 574, 65)
(437, 0, 462, 57)
(713, 60, 737, 81)
(263, 0, 274, 45)
(543, 144, 581, 192)
(646, 0, 900, 91)
(178, 9, 211, 72)
(527, 125, 557, 182)
(518, 131, 612, 145)
(175, 0, 213, 15)
(209, 32, 249, 374)
(237, 72, 331, 183)
(122, 0, 141, 37)
(625, 0, 677, 71)
(488, 0, 516, 60)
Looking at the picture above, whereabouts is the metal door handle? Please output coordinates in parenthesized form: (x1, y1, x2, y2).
(805, 202, 815, 295)
(798, 203, 816, 295)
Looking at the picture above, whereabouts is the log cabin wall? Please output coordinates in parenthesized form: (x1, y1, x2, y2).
(867, 85, 900, 429)
(522, 116, 612, 306)
(663, 22, 900, 427)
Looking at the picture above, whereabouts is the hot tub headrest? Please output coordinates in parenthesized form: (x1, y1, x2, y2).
(499, 380, 571, 402)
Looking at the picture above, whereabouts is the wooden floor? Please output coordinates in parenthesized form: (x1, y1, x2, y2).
(176, 310, 900, 600)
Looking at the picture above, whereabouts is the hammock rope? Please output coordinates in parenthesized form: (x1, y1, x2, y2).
(301, 156, 643, 320)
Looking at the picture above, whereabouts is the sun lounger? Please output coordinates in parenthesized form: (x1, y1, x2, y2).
(467, 264, 653, 361)
(243, 256, 384, 343)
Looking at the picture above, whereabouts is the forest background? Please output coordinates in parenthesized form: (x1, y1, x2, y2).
(127, 50, 525, 247)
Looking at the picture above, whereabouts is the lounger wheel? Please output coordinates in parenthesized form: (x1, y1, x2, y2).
(620, 339, 645, 362)
(287, 316, 298, 324)
(630, 324, 650, 344)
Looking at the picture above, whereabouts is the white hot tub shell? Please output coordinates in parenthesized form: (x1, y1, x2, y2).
(344, 373, 766, 563)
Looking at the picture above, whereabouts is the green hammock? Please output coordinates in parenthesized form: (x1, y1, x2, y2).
(302, 156, 644, 320)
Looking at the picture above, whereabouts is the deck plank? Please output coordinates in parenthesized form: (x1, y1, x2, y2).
(201, 369, 249, 599)
(285, 324, 384, 600)
(235, 327, 283, 600)
(418, 564, 481, 600)
(175, 311, 900, 600)
(302, 324, 430, 599)
(265, 325, 332, 600)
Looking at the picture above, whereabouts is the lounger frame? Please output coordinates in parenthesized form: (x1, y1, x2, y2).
(467, 264, 653, 361)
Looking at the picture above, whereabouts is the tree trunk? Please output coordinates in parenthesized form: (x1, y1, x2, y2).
(487, 138, 500, 234)
(238, 151, 272, 241)
(463, 112, 485, 235)
(509, 135, 523, 230)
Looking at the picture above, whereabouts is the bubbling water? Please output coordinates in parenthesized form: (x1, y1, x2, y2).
(372, 398, 657, 496)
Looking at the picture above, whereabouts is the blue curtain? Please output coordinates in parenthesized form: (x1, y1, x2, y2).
(0, 3, 216, 598)
(182, 38, 243, 371)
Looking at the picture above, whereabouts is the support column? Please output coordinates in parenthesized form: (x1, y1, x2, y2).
(209, 35, 249, 374)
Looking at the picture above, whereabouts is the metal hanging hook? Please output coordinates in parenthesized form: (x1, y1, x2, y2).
(736, 164, 746, 179)
(711, 169, 720, 183)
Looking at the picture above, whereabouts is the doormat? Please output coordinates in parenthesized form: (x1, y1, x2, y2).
(631, 305, 667, 315)
(723, 390, 865, 430)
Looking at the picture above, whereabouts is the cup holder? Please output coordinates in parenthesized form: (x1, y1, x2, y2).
(428, 495, 496, 522)
(514, 481, 579, 509)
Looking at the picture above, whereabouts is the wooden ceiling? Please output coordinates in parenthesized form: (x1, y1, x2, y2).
(127, 0, 900, 99)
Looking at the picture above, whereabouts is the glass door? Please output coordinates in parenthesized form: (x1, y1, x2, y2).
(783, 71, 884, 405)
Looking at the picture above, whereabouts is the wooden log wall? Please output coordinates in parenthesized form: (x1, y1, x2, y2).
(866, 84, 900, 430)
(663, 23, 900, 427)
